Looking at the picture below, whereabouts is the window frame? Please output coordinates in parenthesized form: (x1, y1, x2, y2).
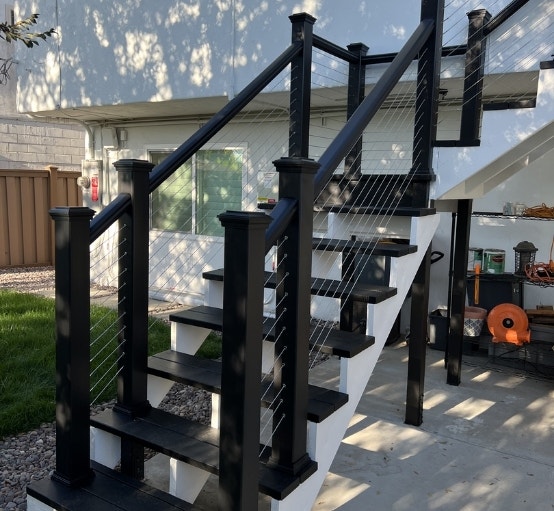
(147, 143, 247, 237)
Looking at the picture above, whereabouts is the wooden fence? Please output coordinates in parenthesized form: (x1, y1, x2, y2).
(0, 166, 82, 267)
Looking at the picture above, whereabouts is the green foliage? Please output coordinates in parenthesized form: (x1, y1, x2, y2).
(196, 332, 222, 359)
(0, 13, 55, 48)
(0, 289, 222, 438)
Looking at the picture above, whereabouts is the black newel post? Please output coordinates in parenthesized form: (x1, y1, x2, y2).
(218, 211, 271, 511)
(50, 206, 95, 487)
(288, 13, 315, 158)
(405, 0, 444, 424)
(460, 9, 492, 144)
(344, 42, 368, 179)
(113, 159, 154, 479)
(340, 43, 369, 333)
(410, 0, 444, 207)
(270, 157, 318, 475)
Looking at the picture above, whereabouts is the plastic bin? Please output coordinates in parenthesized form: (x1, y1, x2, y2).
(429, 308, 449, 351)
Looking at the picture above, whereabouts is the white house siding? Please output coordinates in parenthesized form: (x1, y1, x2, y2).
(15, 0, 524, 114)
(13, 0, 554, 313)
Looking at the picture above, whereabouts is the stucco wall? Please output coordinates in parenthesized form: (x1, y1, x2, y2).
(15, 0, 542, 115)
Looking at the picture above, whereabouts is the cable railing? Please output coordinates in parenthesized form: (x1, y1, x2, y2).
(47, 2, 554, 508)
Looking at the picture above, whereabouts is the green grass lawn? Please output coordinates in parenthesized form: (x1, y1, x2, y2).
(0, 289, 220, 439)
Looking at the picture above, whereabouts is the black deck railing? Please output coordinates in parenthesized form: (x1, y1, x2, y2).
(48, 2, 452, 510)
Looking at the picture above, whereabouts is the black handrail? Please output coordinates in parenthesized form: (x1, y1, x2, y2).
(264, 19, 435, 251)
(265, 197, 298, 251)
(149, 42, 302, 193)
(313, 34, 359, 63)
(314, 18, 435, 196)
(313, 33, 465, 66)
(364, 44, 466, 65)
(87, 42, 302, 242)
(90, 193, 131, 243)
(484, 0, 529, 36)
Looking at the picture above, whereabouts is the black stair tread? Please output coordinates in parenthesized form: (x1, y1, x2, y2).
(90, 408, 313, 500)
(314, 205, 436, 216)
(27, 461, 197, 511)
(312, 237, 417, 257)
(262, 379, 348, 423)
(202, 269, 396, 304)
(148, 349, 349, 423)
(91, 407, 220, 474)
(169, 305, 375, 358)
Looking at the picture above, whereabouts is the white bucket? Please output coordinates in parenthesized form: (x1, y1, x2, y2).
(468, 247, 483, 271)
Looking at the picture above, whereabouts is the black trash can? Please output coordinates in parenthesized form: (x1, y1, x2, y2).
(429, 308, 448, 351)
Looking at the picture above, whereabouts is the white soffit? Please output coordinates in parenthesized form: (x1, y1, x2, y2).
(438, 120, 554, 200)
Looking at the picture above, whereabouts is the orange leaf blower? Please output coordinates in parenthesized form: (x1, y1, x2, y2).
(487, 303, 530, 346)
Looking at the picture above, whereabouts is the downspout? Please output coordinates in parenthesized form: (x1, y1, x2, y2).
(55, 0, 61, 113)
(82, 121, 95, 160)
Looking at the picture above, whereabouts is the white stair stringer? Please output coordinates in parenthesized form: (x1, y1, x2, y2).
(270, 213, 440, 511)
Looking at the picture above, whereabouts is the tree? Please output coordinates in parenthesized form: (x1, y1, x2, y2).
(0, 13, 55, 48)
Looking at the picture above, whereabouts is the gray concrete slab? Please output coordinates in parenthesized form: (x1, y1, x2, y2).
(311, 343, 554, 511)
(145, 342, 553, 510)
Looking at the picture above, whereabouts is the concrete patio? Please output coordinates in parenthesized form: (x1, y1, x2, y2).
(145, 340, 554, 510)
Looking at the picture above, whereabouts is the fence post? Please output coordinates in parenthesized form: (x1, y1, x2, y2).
(218, 211, 271, 511)
(112, 159, 154, 479)
(288, 13, 315, 158)
(270, 156, 318, 476)
(49, 206, 95, 487)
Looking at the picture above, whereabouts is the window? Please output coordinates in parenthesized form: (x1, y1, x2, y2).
(150, 148, 244, 237)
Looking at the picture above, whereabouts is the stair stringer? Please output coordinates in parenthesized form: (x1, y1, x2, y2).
(270, 213, 440, 511)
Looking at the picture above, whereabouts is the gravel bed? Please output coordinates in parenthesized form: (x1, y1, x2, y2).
(0, 383, 211, 511)
(0, 266, 56, 294)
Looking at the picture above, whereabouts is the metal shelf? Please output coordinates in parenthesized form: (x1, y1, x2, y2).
(472, 211, 554, 221)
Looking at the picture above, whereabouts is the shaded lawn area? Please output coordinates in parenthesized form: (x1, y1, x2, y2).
(0, 289, 172, 438)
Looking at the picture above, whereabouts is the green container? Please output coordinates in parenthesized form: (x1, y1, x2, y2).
(468, 247, 483, 271)
(483, 249, 505, 274)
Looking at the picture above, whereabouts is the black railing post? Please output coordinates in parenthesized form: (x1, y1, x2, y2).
(344, 42, 368, 179)
(49, 206, 95, 487)
(405, 246, 432, 426)
(410, 0, 444, 207)
(447, 199, 473, 385)
(340, 42, 369, 333)
(270, 157, 319, 475)
(288, 13, 316, 158)
(217, 211, 271, 511)
(460, 9, 492, 144)
(113, 159, 154, 479)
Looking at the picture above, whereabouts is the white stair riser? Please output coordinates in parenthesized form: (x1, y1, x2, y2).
(172, 322, 212, 353)
(272, 214, 440, 510)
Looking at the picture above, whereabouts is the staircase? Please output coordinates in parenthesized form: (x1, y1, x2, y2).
(26, 1, 541, 510)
